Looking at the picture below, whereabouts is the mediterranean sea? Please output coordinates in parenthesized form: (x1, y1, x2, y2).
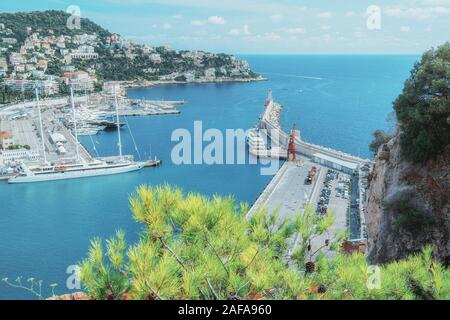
(0, 55, 418, 299)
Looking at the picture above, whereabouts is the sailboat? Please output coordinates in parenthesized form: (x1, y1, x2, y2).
(8, 87, 145, 184)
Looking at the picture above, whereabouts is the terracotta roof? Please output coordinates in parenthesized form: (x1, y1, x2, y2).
(0, 131, 13, 138)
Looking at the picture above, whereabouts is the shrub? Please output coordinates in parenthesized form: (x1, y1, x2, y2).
(393, 42, 450, 163)
(369, 130, 393, 157)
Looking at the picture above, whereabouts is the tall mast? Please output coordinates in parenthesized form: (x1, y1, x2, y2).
(114, 90, 123, 158)
(35, 87, 47, 164)
(70, 86, 81, 162)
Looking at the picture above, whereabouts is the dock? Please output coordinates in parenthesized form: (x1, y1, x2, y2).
(128, 99, 186, 106)
(144, 159, 162, 167)
(113, 109, 180, 117)
(260, 92, 368, 165)
(248, 90, 370, 256)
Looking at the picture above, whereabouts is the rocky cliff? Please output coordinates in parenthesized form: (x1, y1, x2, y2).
(366, 132, 450, 265)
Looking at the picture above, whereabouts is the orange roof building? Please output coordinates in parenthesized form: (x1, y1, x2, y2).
(0, 131, 14, 149)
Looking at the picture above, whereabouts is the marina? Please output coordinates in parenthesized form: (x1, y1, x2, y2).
(0, 85, 178, 183)
(6, 87, 146, 183)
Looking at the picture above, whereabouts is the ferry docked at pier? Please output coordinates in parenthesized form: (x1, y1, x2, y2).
(247, 127, 287, 159)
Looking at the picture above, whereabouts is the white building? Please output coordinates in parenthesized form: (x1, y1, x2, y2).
(149, 53, 162, 64)
(0, 57, 8, 76)
(9, 52, 24, 65)
(103, 81, 124, 95)
(3, 79, 34, 91)
(50, 132, 67, 144)
(2, 38, 18, 45)
(70, 46, 99, 60)
(204, 68, 216, 79)
(183, 72, 195, 82)
(103, 82, 125, 103)
(63, 71, 95, 92)
(4, 79, 59, 95)
(32, 70, 45, 79)
(0, 149, 40, 163)
(313, 153, 359, 174)
(0, 131, 14, 149)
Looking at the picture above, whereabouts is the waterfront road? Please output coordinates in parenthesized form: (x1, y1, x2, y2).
(248, 158, 351, 260)
(248, 161, 313, 224)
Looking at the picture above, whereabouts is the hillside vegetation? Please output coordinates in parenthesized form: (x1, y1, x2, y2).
(393, 42, 450, 163)
(0, 10, 259, 86)
(0, 10, 111, 45)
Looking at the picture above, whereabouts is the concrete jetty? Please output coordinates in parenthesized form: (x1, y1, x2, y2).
(248, 90, 370, 255)
(260, 93, 369, 166)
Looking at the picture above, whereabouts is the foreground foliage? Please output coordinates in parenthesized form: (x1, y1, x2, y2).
(393, 42, 450, 163)
(79, 186, 450, 300)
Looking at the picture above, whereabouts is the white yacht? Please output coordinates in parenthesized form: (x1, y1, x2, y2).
(247, 127, 287, 159)
(8, 88, 145, 184)
(9, 158, 144, 183)
(247, 128, 268, 156)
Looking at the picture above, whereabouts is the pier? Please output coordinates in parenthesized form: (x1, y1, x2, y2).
(248, 91, 370, 254)
(260, 91, 368, 166)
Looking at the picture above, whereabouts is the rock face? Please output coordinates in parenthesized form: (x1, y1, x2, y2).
(47, 292, 90, 300)
(366, 133, 450, 265)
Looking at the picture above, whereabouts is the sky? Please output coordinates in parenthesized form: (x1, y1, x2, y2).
(1, 0, 449, 54)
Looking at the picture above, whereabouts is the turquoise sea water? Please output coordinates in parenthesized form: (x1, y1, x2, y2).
(0, 55, 418, 299)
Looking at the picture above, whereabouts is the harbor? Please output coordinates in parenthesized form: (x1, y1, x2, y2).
(0, 84, 184, 182)
(0, 55, 416, 299)
(247, 91, 372, 255)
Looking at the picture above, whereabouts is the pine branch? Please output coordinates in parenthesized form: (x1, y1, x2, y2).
(236, 280, 250, 296)
(244, 247, 261, 271)
(204, 231, 230, 277)
(309, 244, 328, 260)
(206, 278, 219, 300)
(145, 281, 163, 300)
(159, 237, 186, 271)
(224, 245, 239, 266)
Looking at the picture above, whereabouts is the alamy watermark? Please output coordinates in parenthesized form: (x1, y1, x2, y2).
(366, 5, 382, 30)
(66, 5, 81, 30)
(367, 265, 382, 290)
(66, 265, 81, 290)
(171, 121, 281, 176)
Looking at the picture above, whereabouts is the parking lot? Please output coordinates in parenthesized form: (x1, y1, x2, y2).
(249, 157, 355, 258)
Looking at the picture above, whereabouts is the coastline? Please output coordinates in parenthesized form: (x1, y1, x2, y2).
(0, 77, 267, 107)
(120, 76, 267, 89)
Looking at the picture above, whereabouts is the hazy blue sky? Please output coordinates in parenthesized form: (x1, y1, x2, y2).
(1, 0, 449, 54)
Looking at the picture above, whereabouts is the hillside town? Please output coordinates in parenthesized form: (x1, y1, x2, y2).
(0, 13, 261, 103)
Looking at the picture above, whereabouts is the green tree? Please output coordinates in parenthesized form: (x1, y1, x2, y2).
(393, 42, 450, 163)
(369, 130, 393, 157)
(78, 185, 450, 300)
(79, 185, 340, 300)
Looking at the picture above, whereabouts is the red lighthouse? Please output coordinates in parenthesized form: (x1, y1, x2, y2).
(287, 124, 297, 161)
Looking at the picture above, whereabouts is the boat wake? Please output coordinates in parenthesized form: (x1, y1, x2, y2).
(263, 72, 324, 81)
